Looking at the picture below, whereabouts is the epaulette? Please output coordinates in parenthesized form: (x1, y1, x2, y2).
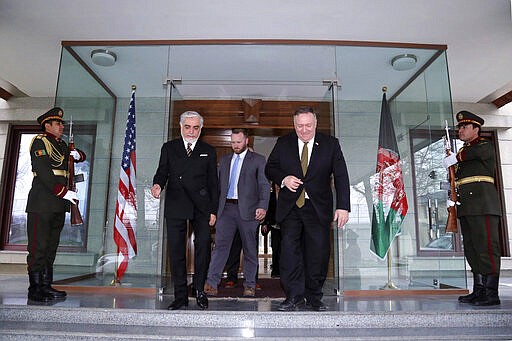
(30, 134, 47, 148)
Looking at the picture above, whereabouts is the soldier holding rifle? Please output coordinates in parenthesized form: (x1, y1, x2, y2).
(443, 110, 501, 306)
(25, 107, 86, 302)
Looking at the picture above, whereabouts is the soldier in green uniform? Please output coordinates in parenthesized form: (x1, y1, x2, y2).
(443, 110, 501, 306)
(25, 107, 86, 302)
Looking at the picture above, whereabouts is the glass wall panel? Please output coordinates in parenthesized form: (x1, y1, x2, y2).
(158, 81, 180, 294)
(103, 92, 167, 289)
(394, 52, 465, 290)
(336, 47, 466, 291)
(54, 45, 171, 292)
(53, 42, 466, 293)
(54, 47, 116, 280)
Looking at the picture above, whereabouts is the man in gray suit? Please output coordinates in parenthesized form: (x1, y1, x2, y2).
(204, 128, 270, 297)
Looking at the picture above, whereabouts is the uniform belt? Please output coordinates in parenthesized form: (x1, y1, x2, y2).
(226, 199, 238, 204)
(455, 175, 494, 187)
(33, 169, 69, 177)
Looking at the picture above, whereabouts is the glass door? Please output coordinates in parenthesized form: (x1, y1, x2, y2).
(158, 80, 182, 294)
(322, 80, 343, 296)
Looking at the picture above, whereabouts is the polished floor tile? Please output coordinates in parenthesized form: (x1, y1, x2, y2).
(1, 273, 512, 312)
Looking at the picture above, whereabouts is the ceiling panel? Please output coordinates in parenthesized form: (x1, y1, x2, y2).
(70, 43, 441, 101)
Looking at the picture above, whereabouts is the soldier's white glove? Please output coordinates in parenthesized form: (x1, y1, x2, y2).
(447, 199, 460, 207)
(63, 190, 79, 205)
(443, 153, 457, 169)
(70, 150, 80, 160)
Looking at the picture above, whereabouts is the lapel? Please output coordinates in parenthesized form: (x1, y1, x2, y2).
(239, 150, 252, 178)
(190, 139, 200, 157)
(177, 138, 188, 158)
(288, 134, 303, 174)
(308, 134, 321, 173)
(222, 153, 232, 185)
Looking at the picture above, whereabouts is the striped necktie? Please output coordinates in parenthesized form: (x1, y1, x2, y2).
(186, 142, 192, 157)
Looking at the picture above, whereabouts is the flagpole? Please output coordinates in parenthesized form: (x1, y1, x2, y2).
(111, 249, 120, 286)
(379, 86, 398, 290)
(381, 246, 398, 290)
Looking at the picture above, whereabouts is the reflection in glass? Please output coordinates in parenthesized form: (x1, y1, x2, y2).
(412, 135, 453, 251)
(8, 134, 36, 245)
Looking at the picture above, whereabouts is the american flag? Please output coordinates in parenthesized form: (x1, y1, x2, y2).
(113, 89, 138, 281)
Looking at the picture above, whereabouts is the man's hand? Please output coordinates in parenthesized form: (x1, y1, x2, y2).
(282, 175, 303, 192)
(334, 209, 349, 228)
(63, 190, 79, 205)
(209, 214, 216, 226)
(150, 184, 161, 199)
(261, 224, 269, 236)
(443, 153, 457, 169)
(70, 150, 80, 160)
(255, 208, 266, 221)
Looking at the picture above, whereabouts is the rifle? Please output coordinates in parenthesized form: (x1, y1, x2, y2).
(444, 120, 458, 233)
(68, 117, 84, 226)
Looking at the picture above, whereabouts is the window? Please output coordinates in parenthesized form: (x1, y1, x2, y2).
(0, 124, 95, 251)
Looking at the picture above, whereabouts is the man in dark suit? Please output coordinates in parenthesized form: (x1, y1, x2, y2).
(204, 128, 270, 298)
(26, 107, 85, 302)
(265, 106, 350, 311)
(151, 111, 218, 310)
(443, 110, 502, 306)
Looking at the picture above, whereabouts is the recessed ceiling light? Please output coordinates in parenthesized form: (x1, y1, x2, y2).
(391, 54, 417, 71)
(91, 49, 117, 67)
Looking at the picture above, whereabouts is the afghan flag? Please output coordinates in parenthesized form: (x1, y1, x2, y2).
(370, 92, 408, 260)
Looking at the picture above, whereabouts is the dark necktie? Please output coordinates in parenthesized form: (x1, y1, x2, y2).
(186, 142, 192, 157)
(296, 141, 308, 208)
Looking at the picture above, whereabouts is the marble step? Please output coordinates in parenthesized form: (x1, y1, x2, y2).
(1, 305, 512, 340)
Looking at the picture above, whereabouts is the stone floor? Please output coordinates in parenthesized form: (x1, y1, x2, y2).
(1, 273, 512, 340)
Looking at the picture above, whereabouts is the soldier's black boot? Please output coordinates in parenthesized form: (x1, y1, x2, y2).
(28, 271, 53, 302)
(458, 273, 485, 303)
(472, 274, 500, 306)
(41, 267, 67, 299)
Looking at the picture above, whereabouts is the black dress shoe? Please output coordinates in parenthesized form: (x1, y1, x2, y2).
(196, 291, 208, 309)
(168, 297, 189, 310)
(278, 296, 305, 311)
(306, 298, 327, 311)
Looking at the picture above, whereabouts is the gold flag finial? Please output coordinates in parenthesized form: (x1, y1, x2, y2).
(131, 84, 136, 91)
(382, 86, 388, 93)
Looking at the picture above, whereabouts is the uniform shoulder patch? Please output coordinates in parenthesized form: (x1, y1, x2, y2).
(34, 149, 47, 157)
